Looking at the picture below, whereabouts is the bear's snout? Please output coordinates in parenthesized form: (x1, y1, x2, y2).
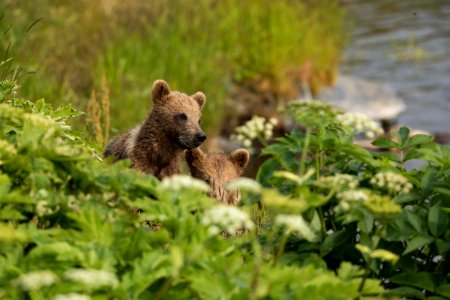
(194, 132, 207, 145)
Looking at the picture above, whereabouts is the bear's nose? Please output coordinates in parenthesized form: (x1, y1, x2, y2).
(195, 132, 207, 143)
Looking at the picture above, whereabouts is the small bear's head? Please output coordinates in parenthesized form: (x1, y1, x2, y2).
(185, 148, 250, 205)
(151, 80, 207, 149)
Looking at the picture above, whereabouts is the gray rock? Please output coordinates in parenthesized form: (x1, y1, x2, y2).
(317, 75, 406, 121)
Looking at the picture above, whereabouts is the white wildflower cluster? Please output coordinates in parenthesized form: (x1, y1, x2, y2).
(337, 189, 369, 202)
(202, 205, 255, 236)
(315, 174, 359, 191)
(274, 214, 317, 242)
(54, 293, 91, 300)
(15, 270, 58, 291)
(160, 175, 210, 193)
(337, 112, 383, 139)
(335, 189, 369, 213)
(35, 190, 60, 216)
(225, 177, 262, 194)
(231, 116, 278, 149)
(370, 171, 413, 194)
(64, 269, 118, 289)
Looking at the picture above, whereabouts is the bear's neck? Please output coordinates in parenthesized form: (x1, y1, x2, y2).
(132, 114, 183, 178)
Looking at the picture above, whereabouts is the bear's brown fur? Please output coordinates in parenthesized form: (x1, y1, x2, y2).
(104, 80, 207, 179)
(185, 148, 250, 205)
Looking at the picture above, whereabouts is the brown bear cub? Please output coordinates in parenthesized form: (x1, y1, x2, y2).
(185, 148, 250, 205)
(104, 80, 207, 179)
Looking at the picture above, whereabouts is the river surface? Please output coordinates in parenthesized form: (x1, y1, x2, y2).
(340, 0, 450, 133)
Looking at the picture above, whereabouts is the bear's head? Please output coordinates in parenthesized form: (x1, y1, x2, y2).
(151, 80, 207, 149)
(185, 148, 250, 205)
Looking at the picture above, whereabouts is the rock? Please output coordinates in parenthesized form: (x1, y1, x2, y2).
(317, 75, 406, 121)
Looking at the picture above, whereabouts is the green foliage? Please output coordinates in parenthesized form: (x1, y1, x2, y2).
(1, 82, 383, 299)
(2, 0, 347, 135)
(257, 101, 450, 299)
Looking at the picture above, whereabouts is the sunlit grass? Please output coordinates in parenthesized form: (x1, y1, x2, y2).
(2, 0, 348, 137)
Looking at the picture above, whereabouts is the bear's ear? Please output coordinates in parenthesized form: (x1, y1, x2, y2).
(152, 80, 171, 105)
(230, 148, 250, 170)
(191, 92, 206, 110)
(185, 148, 206, 165)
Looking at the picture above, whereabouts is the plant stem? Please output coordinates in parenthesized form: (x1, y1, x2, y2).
(300, 128, 311, 175)
(250, 241, 262, 300)
(318, 208, 327, 240)
(256, 134, 269, 148)
(357, 268, 371, 297)
(273, 233, 289, 267)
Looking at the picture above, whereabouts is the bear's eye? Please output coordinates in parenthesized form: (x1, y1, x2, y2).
(177, 113, 188, 121)
(198, 118, 202, 125)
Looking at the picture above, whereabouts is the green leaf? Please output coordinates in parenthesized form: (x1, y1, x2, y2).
(403, 235, 434, 255)
(0, 173, 11, 196)
(339, 143, 379, 168)
(394, 127, 410, 147)
(428, 204, 449, 237)
(320, 229, 352, 257)
(436, 239, 450, 254)
(406, 211, 427, 234)
(382, 287, 425, 299)
(371, 136, 398, 149)
(405, 134, 434, 147)
(436, 284, 450, 298)
(389, 272, 437, 292)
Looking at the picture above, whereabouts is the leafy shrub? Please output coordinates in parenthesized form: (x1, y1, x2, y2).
(3, 79, 448, 299)
(257, 101, 450, 299)
(1, 82, 384, 299)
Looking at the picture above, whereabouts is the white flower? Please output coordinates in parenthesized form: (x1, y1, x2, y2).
(334, 201, 351, 213)
(243, 139, 252, 148)
(226, 178, 262, 194)
(337, 112, 383, 138)
(160, 175, 210, 192)
(274, 214, 317, 242)
(315, 174, 359, 190)
(202, 205, 255, 236)
(54, 293, 91, 300)
(370, 171, 412, 194)
(269, 118, 278, 126)
(337, 189, 369, 202)
(64, 269, 118, 289)
(15, 270, 58, 291)
(230, 115, 276, 148)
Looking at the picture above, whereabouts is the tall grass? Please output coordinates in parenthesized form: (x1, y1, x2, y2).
(2, 0, 348, 137)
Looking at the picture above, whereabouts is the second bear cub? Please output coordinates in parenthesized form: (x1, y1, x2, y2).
(104, 80, 207, 179)
(185, 148, 250, 205)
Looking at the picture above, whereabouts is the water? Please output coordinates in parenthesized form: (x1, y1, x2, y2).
(340, 0, 450, 133)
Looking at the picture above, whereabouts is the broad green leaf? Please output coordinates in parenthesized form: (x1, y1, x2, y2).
(371, 137, 398, 149)
(403, 235, 434, 255)
(433, 187, 450, 196)
(382, 287, 425, 299)
(320, 229, 352, 257)
(395, 127, 410, 147)
(405, 134, 434, 147)
(406, 211, 427, 234)
(428, 204, 449, 237)
(389, 272, 437, 292)
(436, 239, 450, 254)
(339, 143, 379, 168)
(0, 173, 11, 196)
(436, 284, 450, 298)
